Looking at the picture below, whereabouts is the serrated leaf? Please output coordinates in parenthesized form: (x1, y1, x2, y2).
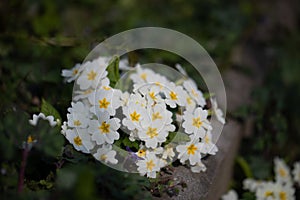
(107, 56, 120, 88)
(41, 98, 62, 121)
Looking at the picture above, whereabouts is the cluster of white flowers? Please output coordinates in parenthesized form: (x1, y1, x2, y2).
(243, 158, 297, 200)
(223, 157, 300, 200)
(61, 56, 225, 178)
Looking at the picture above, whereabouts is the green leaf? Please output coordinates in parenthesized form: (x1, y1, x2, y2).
(107, 56, 120, 88)
(122, 137, 139, 150)
(165, 132, 190, 145)
(41, 98, 62, 121)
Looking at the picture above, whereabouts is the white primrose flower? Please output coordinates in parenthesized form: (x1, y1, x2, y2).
(122, 102, 149, 131)
(255, 181, 277, 200)
(88, 88, 122, 116)
(162, 145, 175, 160)
(191, 161, 207, 173)
(163, 82, 186, 108)
(65, 128, 92, 153)
(136, 151, 163, 178)
(211, 98, 225, 124)
(29, 112, 57, 127)
(182, 107, 212, 139)
(274, 183, 295, 200)
(221, 190, 238, 200)
(93, 144, 118, 164)
(126, 92, 148, 108)
(67, 112, 89, 129)
(183, 79, 206, 107)
(176, 139, 202, 165)
(138, 119, 172, 149)
(243, 178, 266, 192)
(183, 93, 197, 112)
(130, 64, 156, 84)
(140, 85, 163, 106)
(274, 157, 292, 185)
(61, 63, 83, 83)
(292, 162, 300, 185)
(199, 131, 218, 155)
(88, 111, 120, 145)
(76, 57, 109, 90)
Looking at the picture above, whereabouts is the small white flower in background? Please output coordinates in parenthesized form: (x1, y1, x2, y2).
(191, 161, 207, 173)
(274, 157, 292, 185)
(292, 161, 300, 185)
(93, 144, 118, 164)
(183, 79, 206, 107)
(243, 178, 265, 192)
(136, 151, 163, 178)
(221, 190, 238, 200)
(22, 135, 38, 150)
(88, 111, 120, 145)
(211, 98, 225, 124)
(29, 112, 57, 127)
(61, 63, 83, 83)
(182, 107, 212, 139)
(255, 181, 277, 200)
(176, 140, 202, 165)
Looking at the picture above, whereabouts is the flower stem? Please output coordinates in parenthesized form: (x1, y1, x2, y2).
(17, 147, 29, 193)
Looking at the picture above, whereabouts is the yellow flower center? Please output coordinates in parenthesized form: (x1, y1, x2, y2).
(186, 97, 193, 105)
(100, 154, 107, 161)
(140, 73, 147, 80)
(192, 117, 202, 128)
(73, 69, 78, 75)
(146, 159, 155, 171)
(99, 98, 110, 109)
(99, 122, 110, 134)
(27, 135, 34, 143)
(83, 89, 93, 94)
(204, 135, 210, 144)
(279, 168, 286, 177)
(146, 127, 158, 139)
(264, 191, 274, 197)
(152, 112, 163, 120)
(137, 149, 146, 157)
(187, 144, 197, 155)
(170, 91, 178, 100)
(130, 111, 141, 122)
(155, 82, 162, 88)
(87, 70, 97, 80)
(149, 92, 157, 100)
(73, 136, 82, 146)
(103, 86, 111, 90)
(191, 89, 198, 97)
(279, 191, 287, 200)
(74, 120, 82, 126)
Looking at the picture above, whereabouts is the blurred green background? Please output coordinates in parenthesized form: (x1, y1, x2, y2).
(0, 0, 299, 199)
